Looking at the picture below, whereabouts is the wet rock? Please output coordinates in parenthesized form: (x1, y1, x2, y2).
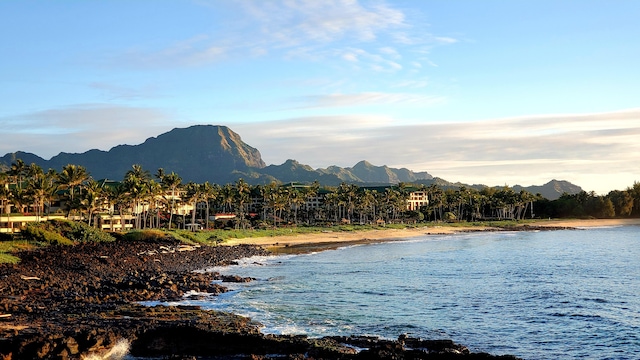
(0, 238, 520, 360)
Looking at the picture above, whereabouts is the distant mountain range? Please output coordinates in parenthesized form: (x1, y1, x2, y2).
(0, 125, 582, 199)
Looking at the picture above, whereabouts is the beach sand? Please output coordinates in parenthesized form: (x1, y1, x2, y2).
(222, 218, 640, 253)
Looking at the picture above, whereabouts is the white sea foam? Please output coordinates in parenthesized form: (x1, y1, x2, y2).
(82, 339, 130, 360)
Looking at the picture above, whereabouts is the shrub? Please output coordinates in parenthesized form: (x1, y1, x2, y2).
(21, 220, 115, 245)
(0, 253, 20, 264)
(123, 229, 167, 242)
(23, 223, 73, 245)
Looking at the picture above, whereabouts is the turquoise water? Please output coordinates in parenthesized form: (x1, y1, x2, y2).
(172, 226, 640, 359)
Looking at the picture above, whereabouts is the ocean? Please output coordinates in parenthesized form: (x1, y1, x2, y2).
(167, 225, 640, 359)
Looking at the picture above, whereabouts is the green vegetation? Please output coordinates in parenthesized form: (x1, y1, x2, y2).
(1, 157, 640, 263)
(0, 219, 116, 263)
(0, 237, 38, 264)
(3, 159, 640, 237)
(25, 219, 115, 244)
(122, 229, 168, 242)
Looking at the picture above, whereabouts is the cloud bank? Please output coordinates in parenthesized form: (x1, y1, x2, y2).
(2, 105, 637, 194)
(234, 108, 640, 194)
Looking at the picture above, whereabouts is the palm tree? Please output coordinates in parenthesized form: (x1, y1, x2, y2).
(0, 173, 12, 230)
(160, 172, 182, 229)
(302, 181, 320, 224)
(9, 187, 28, 215)
(323, 191, 340, 223)
(9, 159, 27, 191)
(273, 187, 289, 226)
(124, 165, 152, 229)
(259, 182, 278, 225)
(383, 187, 401, 222)
(81, 179, 104, 227)
(27, 171, 57, 221)
(289, 189, 305, 225)
(358, 189, 377, 224)
(337, 183, 358, 222)
(200, 182, 218, 229)
(184, 182, 206, 231)
(145, 180, 163, 228)
(234, 179, 251, 229)
(42, 169, 58, 216)
(57, 164, 90, 218)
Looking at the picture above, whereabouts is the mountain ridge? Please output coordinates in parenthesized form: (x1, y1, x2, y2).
(0, 125, 582, 199)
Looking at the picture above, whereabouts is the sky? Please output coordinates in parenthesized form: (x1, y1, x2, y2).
(1, 0, 639, 194)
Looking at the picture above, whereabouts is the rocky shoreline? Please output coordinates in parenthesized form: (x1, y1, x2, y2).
(0, 237, 521, 359)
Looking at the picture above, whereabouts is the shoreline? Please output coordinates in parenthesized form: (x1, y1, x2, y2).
(0, 236, 520, 359)
(2, 218, 637, 359)
(223, 218, 640, 253)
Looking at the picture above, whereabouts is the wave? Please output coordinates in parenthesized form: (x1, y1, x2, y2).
(81, 339, 129, 360)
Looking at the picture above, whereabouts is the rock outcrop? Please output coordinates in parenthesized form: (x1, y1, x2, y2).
(0, 238, 520, 359)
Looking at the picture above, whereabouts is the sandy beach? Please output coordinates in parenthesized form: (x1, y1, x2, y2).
(223, 218, 640, 252)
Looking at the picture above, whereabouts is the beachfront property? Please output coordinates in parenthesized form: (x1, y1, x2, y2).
(1, 177, 429, 232)
(95, 214, 135, 232)
(406, 190, 429, 211)
(0, 214, 66, 234)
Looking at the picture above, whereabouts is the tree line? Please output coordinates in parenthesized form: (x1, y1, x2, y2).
(1, 160, 639, 231)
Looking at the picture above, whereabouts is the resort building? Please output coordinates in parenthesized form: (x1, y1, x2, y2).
(95, 214, 135, 232)
(406, 190, 429, 211)
(1, 215, 66, 234)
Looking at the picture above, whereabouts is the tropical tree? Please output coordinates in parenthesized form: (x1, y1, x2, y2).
(607, 190, 634, 217)
(184, 182, 207, 231)
(145, 180, 164, 228)
(9, 159, 27, 191)
(234, 179, 251, 229)
(427, 184, 444, 221)
(57, 164, 90, 218)
(80, 179, 104, 227)
(27, 167, 58, 221)
(201, 182, 218, 229)
(0, 173, 12, 229)
(259, 182, 278, 225)
(302, 181, 320, 224)
(220, 184, 235, 213)
(124, 165, 152, 229)
(159, 171, 182, 229)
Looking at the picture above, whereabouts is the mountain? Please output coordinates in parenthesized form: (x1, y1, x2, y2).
(260, 160, 344, 185)
(513, 180, 584, 200)
(413, 178, 583, 200)
(1, 125, 266, 184)
(320, 160, 433, 184)
(0, 125, 582, 198)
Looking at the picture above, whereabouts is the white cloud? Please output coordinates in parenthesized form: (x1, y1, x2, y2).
(391, 78, 429, 88)
(116, 35, 229, 68)
(112, 0, 456, 71)
(0, 104, 177, 159)
(342, 52, 359, 62)
(235, 108, 640, 194)
(240, 0, 406, 44)
(292, 92, 445, 108)
(3, 105, 638, 194)
(379, 46, 401, 59)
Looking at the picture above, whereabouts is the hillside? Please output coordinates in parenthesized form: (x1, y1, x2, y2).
(513, 180, 584, 200)
(1, 126, 266, 184)
(413, 178, 583, 200)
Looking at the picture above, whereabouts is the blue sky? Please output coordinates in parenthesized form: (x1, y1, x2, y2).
(1, 0, 639, 194)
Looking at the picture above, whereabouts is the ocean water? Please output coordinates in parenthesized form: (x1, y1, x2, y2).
(170, 226, 640, 359)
